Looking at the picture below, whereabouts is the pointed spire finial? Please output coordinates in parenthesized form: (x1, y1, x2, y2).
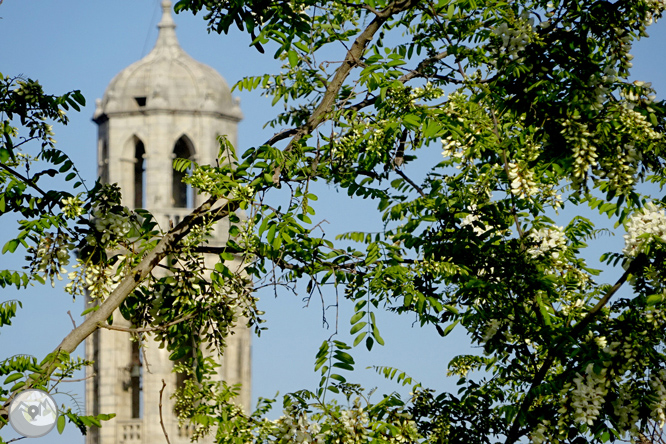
(155, 0, 179, 49)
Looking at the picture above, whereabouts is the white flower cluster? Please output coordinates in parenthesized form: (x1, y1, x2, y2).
(408, 82, 444, 101)
(441, 135, 464, 160)
(35, 233, 71, 271)
(188, 167, 216, 194)
(622, 203, 666, 257)
(607, 26, 634, 77)
(337, 398, 369, 441)
(595, 146, 642, 193)
(643, 0, 666, 27)
(585, 72, 613, 111)
(569, 363, 608, 426)
(621, 81, 658, 104)
(560, 298, 584, 317)
(645, 304, 666, 328)
(61, 195, 85, 219)
(529, 420, 550, 444)
(560, 118, 597, 186)
(272, 406, 323, 444)
(461, 205, 491, 236)
(334, 124, 388, 159)
(65, 259, 122, 301)
(613, 384, 640, 437)
(493, 11, 536, 61)
(482, 319, 503, 343)
(618, 102, 662, 141)
(527, 226, 566, 260)
(649, 369, 666, 428)
(30, 232, 73, 287)
(507, 162, 538, 198)
(87, 206, 133, 248)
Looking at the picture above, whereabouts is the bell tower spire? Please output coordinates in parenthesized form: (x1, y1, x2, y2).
(88, 4, 250, 444)
(155, 0, 179, 50)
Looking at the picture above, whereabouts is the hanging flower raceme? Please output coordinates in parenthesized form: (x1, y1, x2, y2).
(527, 226, 567, 261)
(507, 162, 539, 198)
(623, 202, 666, 257)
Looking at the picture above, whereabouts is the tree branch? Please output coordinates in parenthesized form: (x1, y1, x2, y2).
(0, 196, 238, 428)
(0, 162, 51, 204)
(270, 0, 422, 183)
(97, 312, 198, 334)
(159, 379, 172, 444)
(504, 258, 638, 444)
(395, 168, 426, 198)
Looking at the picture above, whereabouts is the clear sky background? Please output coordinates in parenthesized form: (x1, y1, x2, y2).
(0, 2, 665, 442)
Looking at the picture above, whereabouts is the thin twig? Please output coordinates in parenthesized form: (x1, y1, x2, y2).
(139, 334, 152, 375)
(0, 162, 50, 204)
(159, 379, 171, 444)
(50, 373, 95, 383)
(395, 168, 426, 198)
(67, 311, 77, 329)
(97, 313, 198, 333)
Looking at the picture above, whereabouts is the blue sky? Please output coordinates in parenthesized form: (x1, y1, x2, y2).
(0, 1, 665, 442)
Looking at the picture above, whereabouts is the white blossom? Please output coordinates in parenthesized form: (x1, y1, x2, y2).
(570, 363, 608, 426)
(613, 383, 640, 437)
(527, 226, 566, 260)
(482, 319, 502, 343)
(493, 11, 536, 61)
(507, 162, 539, 198)
(623, 202, 666, 257)
(460, 205, 491, 236)
(529, 420, 550, 444)
(649, 369, 666, 428)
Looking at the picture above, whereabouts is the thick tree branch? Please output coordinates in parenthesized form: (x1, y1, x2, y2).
(504, 258, 639, 444)
(0, 195, 238, 427)
(270, 0, 422, 183)
(263, 49, 449, 148)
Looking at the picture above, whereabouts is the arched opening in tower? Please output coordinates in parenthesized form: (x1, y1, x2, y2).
(130, 340, 143, 419)
(134, 139, 146, 209)
(99, 139, 109, 184)
(172, 136, 195, 208)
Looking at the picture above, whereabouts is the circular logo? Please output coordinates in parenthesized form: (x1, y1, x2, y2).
(8, 389, 58, 438)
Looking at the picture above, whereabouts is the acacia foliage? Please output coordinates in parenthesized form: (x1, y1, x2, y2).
(177, 0, 666, 442)
(2, 0, 666, 443)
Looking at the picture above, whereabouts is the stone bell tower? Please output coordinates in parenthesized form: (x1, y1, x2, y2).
(86, 2, 251, 443)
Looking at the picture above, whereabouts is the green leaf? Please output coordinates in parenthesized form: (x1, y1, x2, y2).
(372, 324, 385, 346)
(219, 252, 235, 261)
(0, 148, 10, 163)
(3, 372, 23, 384)
(349, 310, 365, 325)
(287, 50, 299, 68)
(2, 239, 19, 254)
(57, 414, 66, 434)
(441, 320, 459, 337)
(330, 373, 346, 383)
(646, 294, 664, 306)
(332, 362, 354, 371)
(353, 331, 367, 347)
(334, 351, 355, 364)
(350, 321, 367, 335)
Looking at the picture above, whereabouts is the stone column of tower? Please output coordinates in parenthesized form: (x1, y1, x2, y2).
(86, 2, 251, 443)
